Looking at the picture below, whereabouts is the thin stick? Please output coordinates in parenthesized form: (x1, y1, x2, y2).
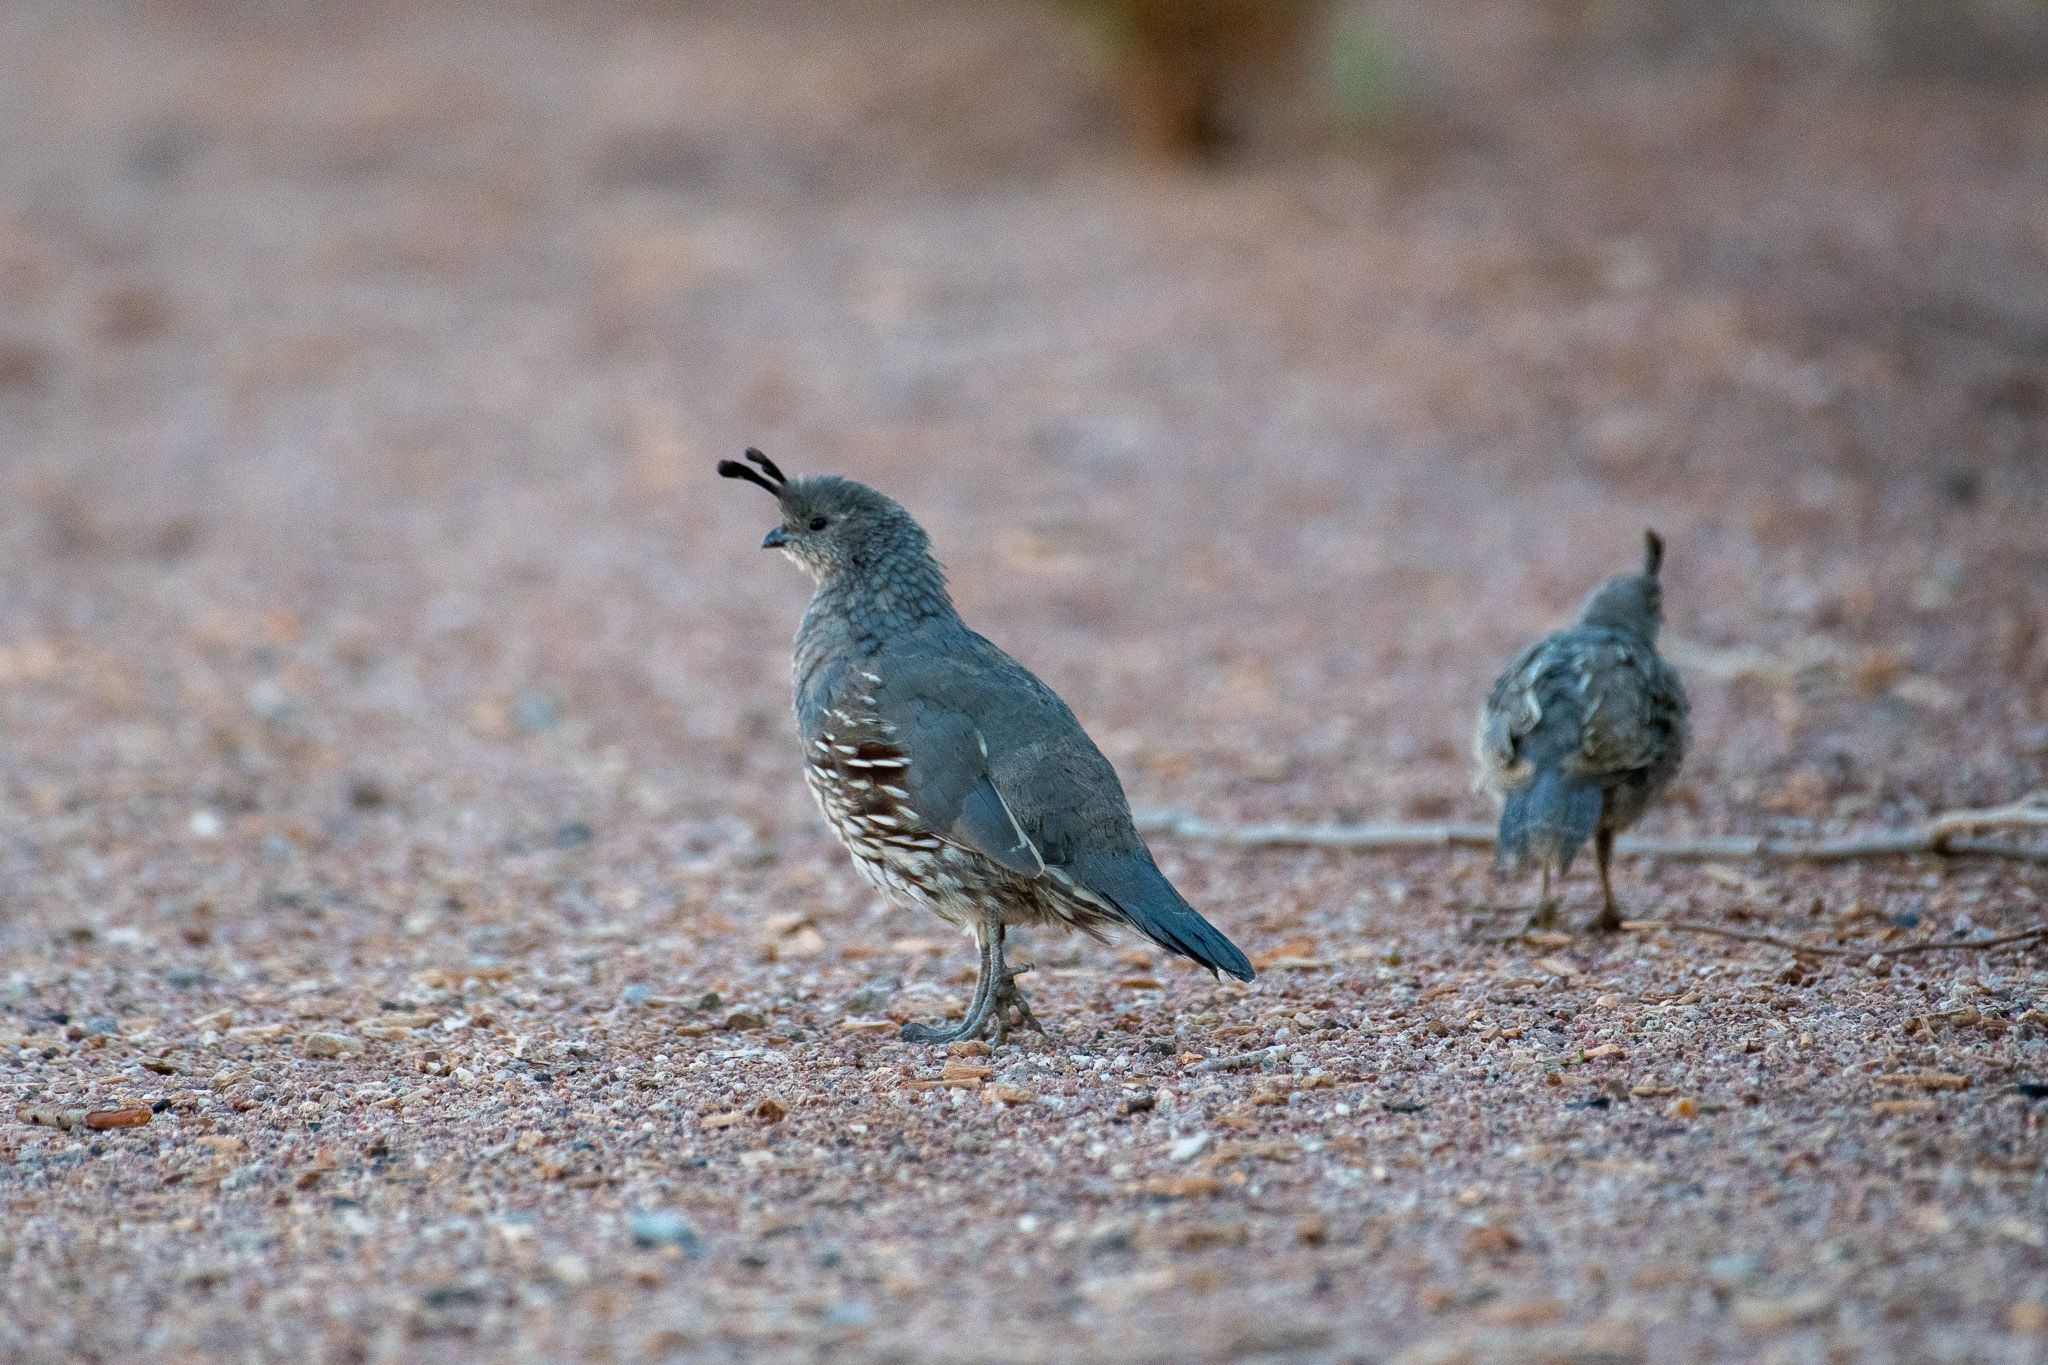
(1618, 919, 2048, 959)
(1135, 796, 2048, 865)
(1186, 1044, 1289, 1074)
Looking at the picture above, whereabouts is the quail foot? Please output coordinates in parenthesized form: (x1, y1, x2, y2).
(720, 449, 1254, 1043)
(1475, 530, 1689, 933)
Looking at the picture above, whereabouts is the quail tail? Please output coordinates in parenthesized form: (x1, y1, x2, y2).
(1070, 851, 1255, 982)
(1497, 765, 1603, 875)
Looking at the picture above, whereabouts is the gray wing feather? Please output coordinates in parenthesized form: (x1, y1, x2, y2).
(954, 770, 1044, 876)
(874, 628, 1138, 872)
(1475, 639, 1548, 788)
(1574, 642, 1685, 777)
(841, 623, 1253, 979)
(1479, 629, 1688, 790)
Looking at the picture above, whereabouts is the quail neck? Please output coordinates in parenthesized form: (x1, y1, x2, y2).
(788, 516, 956, 723)
(795, 525, 956, 650)
(1576, 530, 1666, 642)
(1577, 574, 1661, 642)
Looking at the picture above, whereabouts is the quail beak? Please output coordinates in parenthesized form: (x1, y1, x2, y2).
(761, 526, 788, 550)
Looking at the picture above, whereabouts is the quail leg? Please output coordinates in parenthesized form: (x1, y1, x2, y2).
(984, 925, 1047, 1045)
(900, 910, 1001, 1044)
(1526, 863, 1559, 931)
(1586, 828, 1623, 933)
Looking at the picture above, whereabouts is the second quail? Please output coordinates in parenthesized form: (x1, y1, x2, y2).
(1475, 530, 1689, 932)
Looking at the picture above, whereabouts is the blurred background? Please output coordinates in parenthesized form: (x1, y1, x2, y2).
(1, 0, 2045, 907)
(4, 6, 2048, 1359)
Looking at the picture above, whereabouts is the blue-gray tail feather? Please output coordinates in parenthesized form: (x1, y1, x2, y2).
(1497, 767, 1603, 874)
(1072, 851, 1256, 982)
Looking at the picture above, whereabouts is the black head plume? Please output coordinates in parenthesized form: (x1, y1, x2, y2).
(1642, 529, 1664, 579)
(717, 447, 789, 497)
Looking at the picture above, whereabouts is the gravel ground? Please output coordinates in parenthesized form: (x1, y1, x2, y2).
(2, 2, 2046, 1361)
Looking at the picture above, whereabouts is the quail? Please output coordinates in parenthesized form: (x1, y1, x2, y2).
(1475, 530, 1689, 932)
(719, 449, 1254, 1043)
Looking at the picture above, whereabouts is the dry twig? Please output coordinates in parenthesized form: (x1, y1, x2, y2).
(16, 1105, 153, 1131)
(1137, 794, 2048, 865)
(1185, 1045, 1289, 1074)
(1618, 920, 2048, 959)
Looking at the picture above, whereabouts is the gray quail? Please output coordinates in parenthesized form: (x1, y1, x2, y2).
(1475, 530, 1689, 932)
(720, 450, 1254, 1043)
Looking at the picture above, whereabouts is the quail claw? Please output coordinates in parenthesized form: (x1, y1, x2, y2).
(900, 1017, 976, 1045)
(1006, 965, 1047, 1035)
(1008, 993, 1047, 1038)
(987, 962, 1046, 1043)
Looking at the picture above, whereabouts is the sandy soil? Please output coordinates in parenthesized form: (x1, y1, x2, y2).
(1, 2, 2045, 1361)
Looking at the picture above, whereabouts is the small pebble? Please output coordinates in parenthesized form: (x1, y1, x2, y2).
(628, 1210, 702, 1255)
(301, 1033, 365, 1059)
(516, 692, 562, 731)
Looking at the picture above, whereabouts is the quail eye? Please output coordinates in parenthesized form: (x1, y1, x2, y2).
(808, 515, 830, 531)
